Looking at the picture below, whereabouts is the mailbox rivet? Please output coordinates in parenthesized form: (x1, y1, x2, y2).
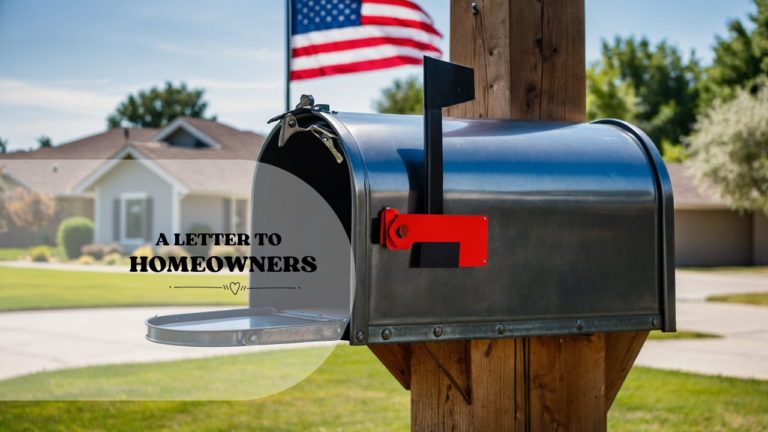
(381, 328, 392, 340)
(433, 326, 443, 338)
(356, 331, 365, 342)
(288, 119, 297, 127)
(396, 225, 409, 239)
(651, 317, 658, 328)
(497, 324, 506, 335)
(575, 320, 584, 331)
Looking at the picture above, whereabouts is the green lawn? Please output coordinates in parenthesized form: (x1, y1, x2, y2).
(647, 330, 721, 340)
(0, 267, 247, 311)
(0, 346, 767, 431)
(0, 346, 337, 401)
(709, 293, 768, 306)
(679, 266, 768, 274)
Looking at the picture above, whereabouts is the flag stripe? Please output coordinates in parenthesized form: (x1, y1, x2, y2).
(360, 3, 433, 25)
(360, 16, 441, 37)
(292, 25, 441, 49)
(363, 0, 428, 14)
(291, 55, 424, 80)
(293, 36, 440, 57)
(292, 44, 440, 70)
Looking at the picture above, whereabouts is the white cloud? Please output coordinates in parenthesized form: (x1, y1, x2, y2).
(0, 78, 122, 114)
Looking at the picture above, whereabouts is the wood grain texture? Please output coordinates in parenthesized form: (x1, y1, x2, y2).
(471, 338, 516, 431)
(529, 334, 606, 432)
(509, 0, 543, 120)
(411, 341, 472, 432)
(540, 0, 586, 122)
(368, 343, 412, 390)
(605, 331, 649, 411)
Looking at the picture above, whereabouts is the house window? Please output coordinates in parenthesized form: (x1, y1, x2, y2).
(235, 199, 248, 232)
(121, 192, 147, 242)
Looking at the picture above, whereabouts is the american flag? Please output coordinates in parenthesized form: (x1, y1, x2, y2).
(290, 0, 442, 81)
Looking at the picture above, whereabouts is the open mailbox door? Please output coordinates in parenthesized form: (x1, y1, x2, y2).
(145, 139, 355, 347)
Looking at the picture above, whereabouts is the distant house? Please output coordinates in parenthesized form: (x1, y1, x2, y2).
(0, 117, 264, 251)
(667, 163, 768, 267)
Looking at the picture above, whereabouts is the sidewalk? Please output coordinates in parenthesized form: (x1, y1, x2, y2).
(0, 306, 339, 381)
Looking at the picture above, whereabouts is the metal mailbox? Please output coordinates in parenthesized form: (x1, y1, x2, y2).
(146, 58, 674, 348)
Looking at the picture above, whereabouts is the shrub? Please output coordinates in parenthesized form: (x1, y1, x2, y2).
(186, 224, 212, 256)
(57, 217, 94, 260)
(208, 245, 239, 259)
(30, 246, 51, 262)
(81, 244, 106, 260)
(131, 245, 153, 258)
(77, 254, 96, 265)
(103, 252, 123, 266)
(104, 243, 123, 256)
(157, 245, 189, 259)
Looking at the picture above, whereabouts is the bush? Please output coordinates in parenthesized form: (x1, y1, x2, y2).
(77, 255, 96, 265)
(157, 245, 189, 259)
(57, 217, 94, 260)
(104, 243, 123, 256)
(103, 252, 122, 266)
(186, 224, 212, 256)
(30, 246, 51, 262)
(208, 245, 241, 259)
(81, 244, 106, 260)
(131, 245, 153, 258)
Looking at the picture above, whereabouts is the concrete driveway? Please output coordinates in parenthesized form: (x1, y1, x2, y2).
(635, 270, 768, 380)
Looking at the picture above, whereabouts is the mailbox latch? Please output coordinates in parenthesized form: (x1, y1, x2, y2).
(381, 208, 488, 268)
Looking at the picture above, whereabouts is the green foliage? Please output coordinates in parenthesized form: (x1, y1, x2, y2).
(29, 246, 50, 262)
(709, 292, 768, 306)
(156, 245, 189, 259)
(0, 136, 7, 153)
(107, 81, 215, 128)
(80, 244, 107, 260)
(687, 84, 768, 215)
(374, 75, 423, 115)
(699, 0, 768, 111)
(589, 36, 701, 152)
(186, 223, 213, 256)
(661, 140, 688, 163)
(56, 217, 94, 260)
(131, 244, 153, 258)
(77, 255, 96, 265)
(36, 136, 52, 148)
(102, 252, 123, 266)
(586, 62, 637, 122)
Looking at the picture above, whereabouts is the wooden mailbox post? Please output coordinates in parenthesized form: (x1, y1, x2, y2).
(369, 1, 650, 430)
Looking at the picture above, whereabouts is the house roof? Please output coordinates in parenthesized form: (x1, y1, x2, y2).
(0, 117, 265, 196)
(665, 163, 728, 209)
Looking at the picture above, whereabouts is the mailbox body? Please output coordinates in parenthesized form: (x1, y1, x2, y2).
(256, 112, 675, 345)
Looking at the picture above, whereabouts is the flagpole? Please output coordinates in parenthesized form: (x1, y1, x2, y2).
(285, 0, 291, 111)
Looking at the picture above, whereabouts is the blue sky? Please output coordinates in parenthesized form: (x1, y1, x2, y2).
(0, 0, 757, 152)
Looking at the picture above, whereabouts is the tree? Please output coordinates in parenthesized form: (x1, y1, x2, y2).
(0, 136, 7, 153)
(373, 76, 423, 115)
(37, 136, 52, 148)
(687, 83, 768, 215)
(3, 187, 57, 246)
(698, 0, 768, 111)
(107, 81, 215, 128)
(589, 37, 701, 153)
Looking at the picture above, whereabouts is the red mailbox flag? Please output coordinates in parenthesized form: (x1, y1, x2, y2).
(288, 0, 442, 81)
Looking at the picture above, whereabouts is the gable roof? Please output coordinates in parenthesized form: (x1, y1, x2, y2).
(665, 163, 728, 209)
(0, 117, 265, 197)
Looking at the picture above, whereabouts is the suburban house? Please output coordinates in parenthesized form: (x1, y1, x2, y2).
(2, 122, 767, 267)
(667, 163, 768, 267)
(0, 117, 263, 252)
